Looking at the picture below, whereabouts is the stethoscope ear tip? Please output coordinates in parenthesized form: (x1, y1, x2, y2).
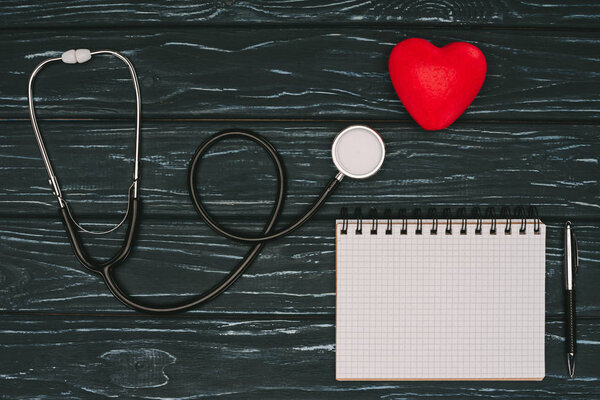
(332, 125, 385, 179)
(61, 49, 92, 64)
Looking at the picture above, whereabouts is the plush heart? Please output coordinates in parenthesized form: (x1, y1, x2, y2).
(388, 38, 486, 131)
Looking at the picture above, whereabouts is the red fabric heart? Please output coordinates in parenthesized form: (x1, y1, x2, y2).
(388, 38, 486, 131)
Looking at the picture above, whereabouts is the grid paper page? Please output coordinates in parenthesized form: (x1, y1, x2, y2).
(336, 219, 546, 381)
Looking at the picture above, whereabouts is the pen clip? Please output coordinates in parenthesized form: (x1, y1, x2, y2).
(571, 229, 579, 274)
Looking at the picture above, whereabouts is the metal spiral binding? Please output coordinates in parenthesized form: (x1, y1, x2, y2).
(500, 206, 512, 234)
(516, 206, 527, 234)
(338, 206, 540, 236)
(485, 207, 497, 235)
(340, 207, 348, 234)
(354, 207, 363, 235)
(414, 208, 423, 235)
(428, 208, 438, 235)
(458, 208, 468, 235)
(369, 208, 378, 235)
(473, 207, 483, 235)
(384, 208, 392, 235)
(443, 208, 452, 235)
(529, 206, 541, 234)
(399, 208, 408, 235)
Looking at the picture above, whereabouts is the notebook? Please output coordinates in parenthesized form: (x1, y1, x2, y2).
(335, 209, 546, 381)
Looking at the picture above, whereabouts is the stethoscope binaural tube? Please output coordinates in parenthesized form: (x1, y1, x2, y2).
(28, 49, 142, 275)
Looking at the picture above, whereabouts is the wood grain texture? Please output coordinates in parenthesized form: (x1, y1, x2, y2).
(1, 218, 598, 316)
(0, 315, 598, 399)
(1, 1, 600, 28)
(4, 121, 598, 218)
(7, 28, 600, 120)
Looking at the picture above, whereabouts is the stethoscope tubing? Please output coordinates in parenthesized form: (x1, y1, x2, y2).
(101, 130, 341, 314)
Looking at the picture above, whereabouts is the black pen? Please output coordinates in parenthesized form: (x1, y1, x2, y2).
(564, 221, 579, 378)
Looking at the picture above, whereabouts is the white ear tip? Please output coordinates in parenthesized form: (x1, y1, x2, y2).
(61, 49, 77, 64)
(75, 49, 91, 63)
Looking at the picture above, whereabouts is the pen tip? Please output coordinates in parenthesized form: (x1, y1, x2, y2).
(568, 353, 575, 378)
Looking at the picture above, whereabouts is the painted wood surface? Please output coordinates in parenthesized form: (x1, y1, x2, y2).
(3, 121, 599, 218)
(0, 316, 599, 399)
(1, 1, 600, 28)
(6, 28, 600, 120)
(1, 1, 599, 398)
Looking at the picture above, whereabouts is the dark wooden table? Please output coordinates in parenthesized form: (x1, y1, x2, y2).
(1, 1, 599, 398)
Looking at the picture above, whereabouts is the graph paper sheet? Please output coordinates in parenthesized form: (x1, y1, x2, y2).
(336, 219, 546, 381)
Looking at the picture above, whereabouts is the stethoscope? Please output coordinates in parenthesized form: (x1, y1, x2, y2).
(28, 49, 386, 314)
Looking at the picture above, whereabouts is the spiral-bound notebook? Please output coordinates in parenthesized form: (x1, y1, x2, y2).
(335, 209, 546, 381)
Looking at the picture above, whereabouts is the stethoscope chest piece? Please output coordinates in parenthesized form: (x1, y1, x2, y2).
(332, 125, 385, 179)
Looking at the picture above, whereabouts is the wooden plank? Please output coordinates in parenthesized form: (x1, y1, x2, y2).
(1, 217, 598, 316)
(1, 1, 600, 28)
(0, 315, 598, 399)
(6, 28, 600, 120)
(3, 121, 599, 218)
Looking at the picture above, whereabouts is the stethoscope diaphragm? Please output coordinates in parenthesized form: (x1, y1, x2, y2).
(332, 125, 385, 179)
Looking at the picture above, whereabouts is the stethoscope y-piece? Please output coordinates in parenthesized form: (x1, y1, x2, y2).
(28, 49, 141, 275)
(28, 50, 385, 314)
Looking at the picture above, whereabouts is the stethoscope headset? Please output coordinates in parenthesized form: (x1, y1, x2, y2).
(28, 49, 386, 314)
